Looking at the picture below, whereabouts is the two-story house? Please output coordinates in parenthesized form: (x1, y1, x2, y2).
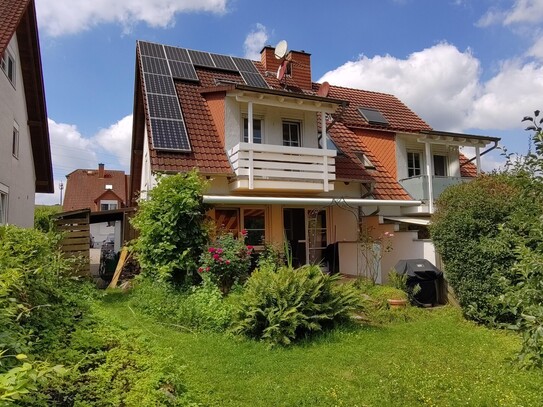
(129, 41, 499, 280)
(0, 0, 53, 227)
(63, 163, 129, 247)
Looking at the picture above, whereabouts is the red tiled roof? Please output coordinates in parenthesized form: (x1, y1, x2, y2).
(63, 166, 129, 212)
(459, 153, 478, 177)
(325, 84, 432, 133)
(0, 0, 28, 56)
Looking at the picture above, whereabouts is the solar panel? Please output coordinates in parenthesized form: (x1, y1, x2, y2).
(147, 94, 183, 120)
(240, 71, 269, 88)
(232, 57, 259, 73)
(164, 46, 191, 63)
(143, 73, 176, 95)
(168, 60, 198, 81)
(358, 107, 389, 126)
(188, 50, 215, 68)
(210, 53, 238, 72)
(139, 41, 165, 59)
(150, 118, 191, 151)
(141, 56, 170, 75)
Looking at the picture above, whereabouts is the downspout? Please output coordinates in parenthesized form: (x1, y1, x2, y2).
(460, 140, 499, 167)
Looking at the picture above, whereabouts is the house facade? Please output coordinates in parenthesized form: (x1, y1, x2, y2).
(0, 0, 53, 227)
(63, 163, 129, 247)
(129, 41, 499, 280)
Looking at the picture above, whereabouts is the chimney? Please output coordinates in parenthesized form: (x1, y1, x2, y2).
(286, 50, 312, 91)
(98, 163, 105, 178)
(260, 46, 281, 74)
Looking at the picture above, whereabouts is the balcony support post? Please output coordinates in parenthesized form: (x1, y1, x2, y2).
(248, 101, 254, 190)
(475, 146, 481, 176)
(321, 111, 329, 192)
(424, 141, 434, 213)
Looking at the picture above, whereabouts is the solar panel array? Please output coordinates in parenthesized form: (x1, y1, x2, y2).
(139, 41, 191, 152)
(138, 40, 270, 152)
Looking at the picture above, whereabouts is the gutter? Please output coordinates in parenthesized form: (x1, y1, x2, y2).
(203, 195, 421, 207)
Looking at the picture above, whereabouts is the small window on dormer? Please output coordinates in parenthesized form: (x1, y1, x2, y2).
(105, 184, 113, 190)
(355, 152, 376, 170)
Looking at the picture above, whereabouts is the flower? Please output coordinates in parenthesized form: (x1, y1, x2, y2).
(216, 248, 223, 254)
(208, 247, 215, 253)
(225, 260, 230, 265)
(198, 267, 203, 273)
(241, 229, 247, 235)
(213, 253, 220, 260)
(247, 245, 253, 250)
(206, 267, 210, 272)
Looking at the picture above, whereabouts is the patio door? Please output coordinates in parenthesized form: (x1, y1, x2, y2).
(283, 208, 327, 268)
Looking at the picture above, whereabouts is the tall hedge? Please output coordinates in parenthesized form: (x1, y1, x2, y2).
(430, 174, 541, 324)
(131, 170, 209, 283)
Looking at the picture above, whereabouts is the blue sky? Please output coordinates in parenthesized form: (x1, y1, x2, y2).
(34, 0, 543, 204)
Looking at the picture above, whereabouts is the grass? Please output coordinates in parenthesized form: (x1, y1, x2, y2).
(97, 291, 543, 407)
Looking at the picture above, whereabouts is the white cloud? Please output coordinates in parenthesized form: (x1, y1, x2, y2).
(527, 36, 543, 60)
(35, 0, 228, 37)
(477, 0, 543, 27)
(35, 116, 132, 205)
(243, 23, 268, 60)
(319, 43, 481, 131)
(94, 115, 133, 169)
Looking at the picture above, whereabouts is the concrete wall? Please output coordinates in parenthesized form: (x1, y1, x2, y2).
(0, 35, 36, 227)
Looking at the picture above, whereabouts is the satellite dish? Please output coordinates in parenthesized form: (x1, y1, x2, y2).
(277, 60, 288, 81)
(274, 40, 288, 59)
(317, 81, 330, 97)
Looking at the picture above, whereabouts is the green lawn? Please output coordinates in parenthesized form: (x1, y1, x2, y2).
(98, 293, 543, 407)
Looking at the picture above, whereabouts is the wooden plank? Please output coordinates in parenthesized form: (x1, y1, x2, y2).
(57, 224, 90, 231)
(55, 217, 89, 225)
(61, 243, 90, 252)
(62, 230, 90, 238)
(108, 247, 129, 289)
(60, 237, 89, 245)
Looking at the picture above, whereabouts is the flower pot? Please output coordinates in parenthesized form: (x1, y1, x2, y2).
(387, 298, 408, 308)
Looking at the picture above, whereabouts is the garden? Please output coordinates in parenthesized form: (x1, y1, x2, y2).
(1, 115, 543, 405)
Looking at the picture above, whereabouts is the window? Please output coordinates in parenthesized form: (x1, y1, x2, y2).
(0, 183, 8, 225)
(243, 118, 262, 143)
(1, 50, 15, 86)
(12, 123, 19, 159)
(100, 201, 118, 211)
(243, 208, 265, 246)
(215, 209, 239, 236)
(355, 152, 376, 170)
(433, 155, 448, 176)
(282, 121, 301, 147)
(407, 152, 422, 177)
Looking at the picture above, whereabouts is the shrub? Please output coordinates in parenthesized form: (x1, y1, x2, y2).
(0, 225, 93, 402)
(129, 279, 234, 332)
(256, 242, 285, 272)
(131, 171, 209, 283)
(198, 233, 252, 293)
(430, 174, 540, 324)
(33, 206, 62, 233)
(232, 265, 361, 346)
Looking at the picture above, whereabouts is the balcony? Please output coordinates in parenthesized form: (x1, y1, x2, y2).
(399, 175, 472, 201)
(227, 142, 336, 192)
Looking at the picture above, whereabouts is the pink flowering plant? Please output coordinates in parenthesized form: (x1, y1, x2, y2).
(198, 231, 253, 293)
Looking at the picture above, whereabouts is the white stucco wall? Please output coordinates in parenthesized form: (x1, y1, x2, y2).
(0, 35, 36, 227)
(139, 128, 157, 200)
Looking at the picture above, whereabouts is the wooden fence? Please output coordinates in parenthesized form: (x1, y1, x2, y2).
(55, 209, 90, 275)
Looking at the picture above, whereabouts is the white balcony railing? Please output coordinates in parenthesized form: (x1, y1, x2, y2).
(227, 142, 336, 192)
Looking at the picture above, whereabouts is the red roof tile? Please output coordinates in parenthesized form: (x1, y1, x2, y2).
(0, 0, 28, 56)
(63, 166, 129, 212)
(459, 153, 478, 177)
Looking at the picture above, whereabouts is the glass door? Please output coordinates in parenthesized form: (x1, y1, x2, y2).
(283, 208, 306, 268)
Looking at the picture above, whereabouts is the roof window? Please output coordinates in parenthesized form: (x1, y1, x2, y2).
(358, 107, 389, 127)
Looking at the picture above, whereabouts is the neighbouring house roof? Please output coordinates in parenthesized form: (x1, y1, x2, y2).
(459, 154, 478, 177)
(0, 0, 53, 193)
(63, 166, 129, 212)
(129, 41, 499, 204)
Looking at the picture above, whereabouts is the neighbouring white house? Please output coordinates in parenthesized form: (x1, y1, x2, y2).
(128, 41, 500, 282)
(0, 0, 53, 227)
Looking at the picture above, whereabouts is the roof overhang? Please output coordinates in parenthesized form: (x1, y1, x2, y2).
(210, 84, 347, 113)
(203, 195, 421, 207)
(419, 130, 500, 148)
